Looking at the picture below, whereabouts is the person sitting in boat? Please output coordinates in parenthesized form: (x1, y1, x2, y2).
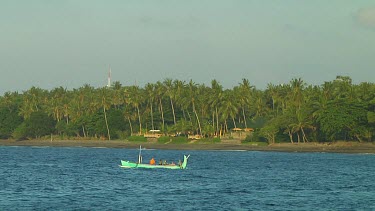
(159, 159, 163, 165)
(163, 160, 167, 165)
(150, 157, 155, 165)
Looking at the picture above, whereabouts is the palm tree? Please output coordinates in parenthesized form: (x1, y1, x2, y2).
(98, 87, 113, 140)
(208, 79, 223, 136)
(75, 84, 96, 137)
(188, 80, 202, 135)
(219, 90, 239, 132)
(155, 81, 166, 132)
(1, 91, 20, 112)
(333, 75, 353, 100)
(125, 85, 144, 135)
(123, 106, 136, 135)
(356, 82, 375, 102)
(238, 78, 254, 128)
(112, 81, 124, 109)
(290, 78, 305, 110)
(173, 80, 186, 120)
(19, 87, 46, 119)
(253, 90, 268, 117)
(266, 83, 279, 115)
(164, 78, 177, 126)
(144, 83, 155, 130)
(45, 86, 67, 122)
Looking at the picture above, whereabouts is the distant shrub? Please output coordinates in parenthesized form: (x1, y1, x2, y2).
(116, 130, 130, 140)
(157, 136, 171, 144)
(212, 137, 221, 143)
(127, 136, 147, 142)
(171, 136, 189, 144)
(12, 123, 27, 140)
(195, 137, 221, 144)
(157, 136, 189, 144)
(241, 131, 268, 146)
(241, 131, 266, 143)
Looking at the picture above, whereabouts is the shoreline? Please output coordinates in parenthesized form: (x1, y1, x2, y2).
(1, 139, 375, 154)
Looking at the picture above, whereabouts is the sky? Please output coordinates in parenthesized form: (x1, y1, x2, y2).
(1, 0, 375, 94)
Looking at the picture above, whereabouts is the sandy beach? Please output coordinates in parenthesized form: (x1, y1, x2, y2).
(1, 139, 374, 154)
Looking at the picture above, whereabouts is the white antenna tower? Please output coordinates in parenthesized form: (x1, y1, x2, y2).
(107, 65, 111, 88)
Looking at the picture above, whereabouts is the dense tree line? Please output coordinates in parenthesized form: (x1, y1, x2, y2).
(0, 76, 374, 143)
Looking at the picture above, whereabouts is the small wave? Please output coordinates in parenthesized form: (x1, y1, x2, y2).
(358, 152, 375, 156)
(207, 149, 248, 152)
(31, 146, 50, 148)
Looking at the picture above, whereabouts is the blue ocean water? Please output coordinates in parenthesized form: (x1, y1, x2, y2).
(0, 146, 374, 210)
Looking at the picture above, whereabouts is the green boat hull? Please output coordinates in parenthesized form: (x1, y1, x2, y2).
(120, 155, 189, 169)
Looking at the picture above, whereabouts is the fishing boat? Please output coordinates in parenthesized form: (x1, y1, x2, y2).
(120, 146, 190, 169)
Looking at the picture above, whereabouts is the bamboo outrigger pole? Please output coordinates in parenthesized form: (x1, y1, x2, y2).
(138, 145, 142, 164)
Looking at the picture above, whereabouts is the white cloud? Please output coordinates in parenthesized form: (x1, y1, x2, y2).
(357, 7, 375, 28)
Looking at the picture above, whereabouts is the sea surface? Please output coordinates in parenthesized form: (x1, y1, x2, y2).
(0, 146, 374, 210)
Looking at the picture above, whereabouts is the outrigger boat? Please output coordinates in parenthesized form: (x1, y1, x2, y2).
(120, 146, 190, 169)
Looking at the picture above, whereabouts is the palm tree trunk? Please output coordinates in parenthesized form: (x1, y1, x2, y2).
(219, 124, 223, 138)
(297, 133, 300, 143)
(242, 107, 247, 128)
(128, 117, 133, 135)
(182, 109, 187, 121)
(192, 103, 202, 135)
(137, 106, 142, 135)
(170, 98, 176, 125)
(194, 110, 202, 135)
(288, 130, 293, 143)
(103, 107, 110, 140)
(216, 107, 219, 136)
(187, 110, 192, 122)
(301, 127, 308, 142)
(82, 125, 86, 137)
(355, 134, 363, 142)
(232, 117, 237, 128)
(159, 99, 165, 132)
(150, 103, 154, 130)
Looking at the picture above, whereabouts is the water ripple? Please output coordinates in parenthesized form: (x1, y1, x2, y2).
(0, 147, 374, 210)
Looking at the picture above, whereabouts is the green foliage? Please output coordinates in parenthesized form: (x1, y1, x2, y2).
(169, 119, 194, 134)
(316, 100, 368, 141)
(0, 107, 23, 139)
(107, 109, 127, 139)
(116, 130, 130, 140)
(157, 136, 171, 143)
(55, 120, 80, 137)
(13, 111, 56, 139)
(259, 120, 279, 144)
(0, 76, 374, 143)
(368, 112, 375, 124)
(127, 136, 147, 142)
(158, 136, 189, 144)
(12, 123, 27, 140)
(201, 123, 215, 138)
(241, 131, 266, 143)
(170, 136, 189, 144)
